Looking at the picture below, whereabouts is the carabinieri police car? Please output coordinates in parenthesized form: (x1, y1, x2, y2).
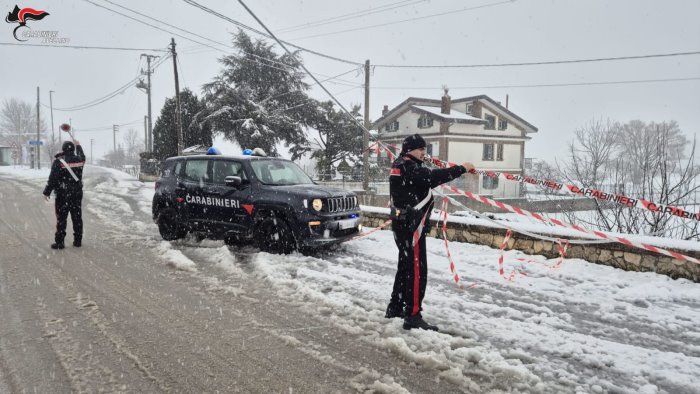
(152, 148, 363, 254)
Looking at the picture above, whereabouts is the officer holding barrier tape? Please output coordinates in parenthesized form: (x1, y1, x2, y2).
(386, 133, 474, 331)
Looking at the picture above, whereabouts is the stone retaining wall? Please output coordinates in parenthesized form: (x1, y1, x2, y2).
(361, 211, 700, 282)
(356, 193, 598, 213)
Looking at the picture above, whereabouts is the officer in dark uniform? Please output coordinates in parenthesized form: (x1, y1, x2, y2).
(43, 138, 86, 249)
(386, 134, 474, 331)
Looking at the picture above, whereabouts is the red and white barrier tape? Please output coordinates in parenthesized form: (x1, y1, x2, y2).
(348, 218, 392, 241)
(497, 230, 526, 281)
(439, 183, 700, 265)
(498, 229, 569, 277)
(426, 155, 700, 223)
(438, 198, 477, 289)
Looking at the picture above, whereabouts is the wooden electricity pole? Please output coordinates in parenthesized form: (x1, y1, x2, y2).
(171, 38, 184, 156)
(362, 60, 370, 191)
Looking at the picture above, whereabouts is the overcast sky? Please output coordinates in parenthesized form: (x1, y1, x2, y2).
(1, 0, 699, 162)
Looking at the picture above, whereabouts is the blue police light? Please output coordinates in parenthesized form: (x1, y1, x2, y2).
(243, 149, 253, 155)
(206, 147, 221, 155)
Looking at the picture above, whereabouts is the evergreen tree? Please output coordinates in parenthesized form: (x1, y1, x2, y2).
(200, 30, 315, 156)
(292, 100, 363, 180)
(153, 88, 212, 162)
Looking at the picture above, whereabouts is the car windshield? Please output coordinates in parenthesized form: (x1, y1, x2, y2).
(250, 159, 314, 185)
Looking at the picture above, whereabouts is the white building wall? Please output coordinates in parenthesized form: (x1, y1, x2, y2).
(447, 141, 522, 169)
(452, 109, 521, 138)
(448, 140, 522, 198)
(382, 110, 441, 138)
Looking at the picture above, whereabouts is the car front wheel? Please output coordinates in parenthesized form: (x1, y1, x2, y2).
(255, 214, 296, 254)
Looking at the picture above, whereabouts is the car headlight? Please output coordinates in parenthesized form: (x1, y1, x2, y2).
(312, 198, 323, 211)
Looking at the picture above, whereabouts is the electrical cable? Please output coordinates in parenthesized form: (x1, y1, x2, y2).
(52, 55, 170, 111)
(99, 0, 232, 51)
(289, 0, 514, 41)
(92, 0, 360, 86)
(182, 0, 362, 65)
(276, 0, 425, 34)
(236, 0, 372, 142)
(73, 119, 142, 132)
(370, 76, 700, 90)
(83, 0, 222, 52)
(374, 50, 700, 68)
(0, 41, 166, 52)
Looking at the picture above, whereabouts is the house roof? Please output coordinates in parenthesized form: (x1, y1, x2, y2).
(411, 105, 483, 122)
(373, 94, 538, 133)
(452, 95, 538, 132)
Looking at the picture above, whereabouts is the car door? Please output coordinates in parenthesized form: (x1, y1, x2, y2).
(207, 159, 254, 235)
(182, 158, 211, 224)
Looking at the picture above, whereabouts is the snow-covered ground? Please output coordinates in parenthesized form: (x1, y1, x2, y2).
(3, 164, 699, 393)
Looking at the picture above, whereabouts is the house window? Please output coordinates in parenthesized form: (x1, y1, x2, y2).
(386, 120, 399, 132)
(417, 115, 433, 129)
(426, 143, 433, 156)
(483, 143, 494, 161)
(498, 118, 508, 130)
(465, 103, 473, 114)
(485, 114, 496, 130)
(497, 144, 504, 161)
(482, 175, 499, 190)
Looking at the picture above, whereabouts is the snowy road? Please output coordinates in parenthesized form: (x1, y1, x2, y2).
(1, 165, 699, 393)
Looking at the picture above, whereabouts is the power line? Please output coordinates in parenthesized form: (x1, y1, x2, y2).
(289, 0, 515, 41)
(182, 0, 362, 65)
(177, 55, 187, 88)
(0, 41, 166, 52)
(236, 0, 370, 140)
(370, 76, 700, 90)
(98, 0, 232, 51)
(73, 119, 143, 132)
(83, 0, 223, 52)
(88, 0, 360, 86)
(374, 50, 700, 68)
(51, 55, 170, 111)
(276, 0, 425, 34)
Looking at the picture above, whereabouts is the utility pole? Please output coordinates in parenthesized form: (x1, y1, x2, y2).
(139, 54, 158, 152)
(113, 124, 119, 153)
(170, 38, 184, 156)
(144, 115, 148, 151)
(90, 139, 94, 165)
(49, 90, 55, 154)
(36, 86, 40, 169)
(362, 60, 370, 191)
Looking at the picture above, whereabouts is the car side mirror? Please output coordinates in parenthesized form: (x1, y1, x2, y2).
(225, 176, 242, 187)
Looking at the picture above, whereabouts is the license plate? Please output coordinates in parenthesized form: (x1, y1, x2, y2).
(338, 219, 357, 230)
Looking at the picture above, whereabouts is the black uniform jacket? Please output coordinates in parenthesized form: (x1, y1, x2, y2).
(389, 155, 466, 217)
(43, 145, 86, 197)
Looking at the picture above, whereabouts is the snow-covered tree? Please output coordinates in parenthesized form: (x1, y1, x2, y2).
(559, 119, 700, 239)
(291, 101, 363, 180)
(153, 88, 212, 163)
(200, 30, 315, 156)
(122, 128, 143, 165)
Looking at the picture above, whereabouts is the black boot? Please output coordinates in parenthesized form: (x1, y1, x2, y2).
(51, 243, 65, 250)
(403, 314, 439, 331)
(385, 303, 405, 319)
(73, 239, 81, 247)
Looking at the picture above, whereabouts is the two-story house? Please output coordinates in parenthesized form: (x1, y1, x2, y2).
(373, 90, 537, 198)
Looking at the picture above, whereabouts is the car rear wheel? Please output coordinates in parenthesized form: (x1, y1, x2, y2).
(255, 214, 296, 254)
(157, 208, 186, 241)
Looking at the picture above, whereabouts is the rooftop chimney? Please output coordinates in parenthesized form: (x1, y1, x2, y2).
(441, 86, 451, 114)
(382, 105, 388, 116)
